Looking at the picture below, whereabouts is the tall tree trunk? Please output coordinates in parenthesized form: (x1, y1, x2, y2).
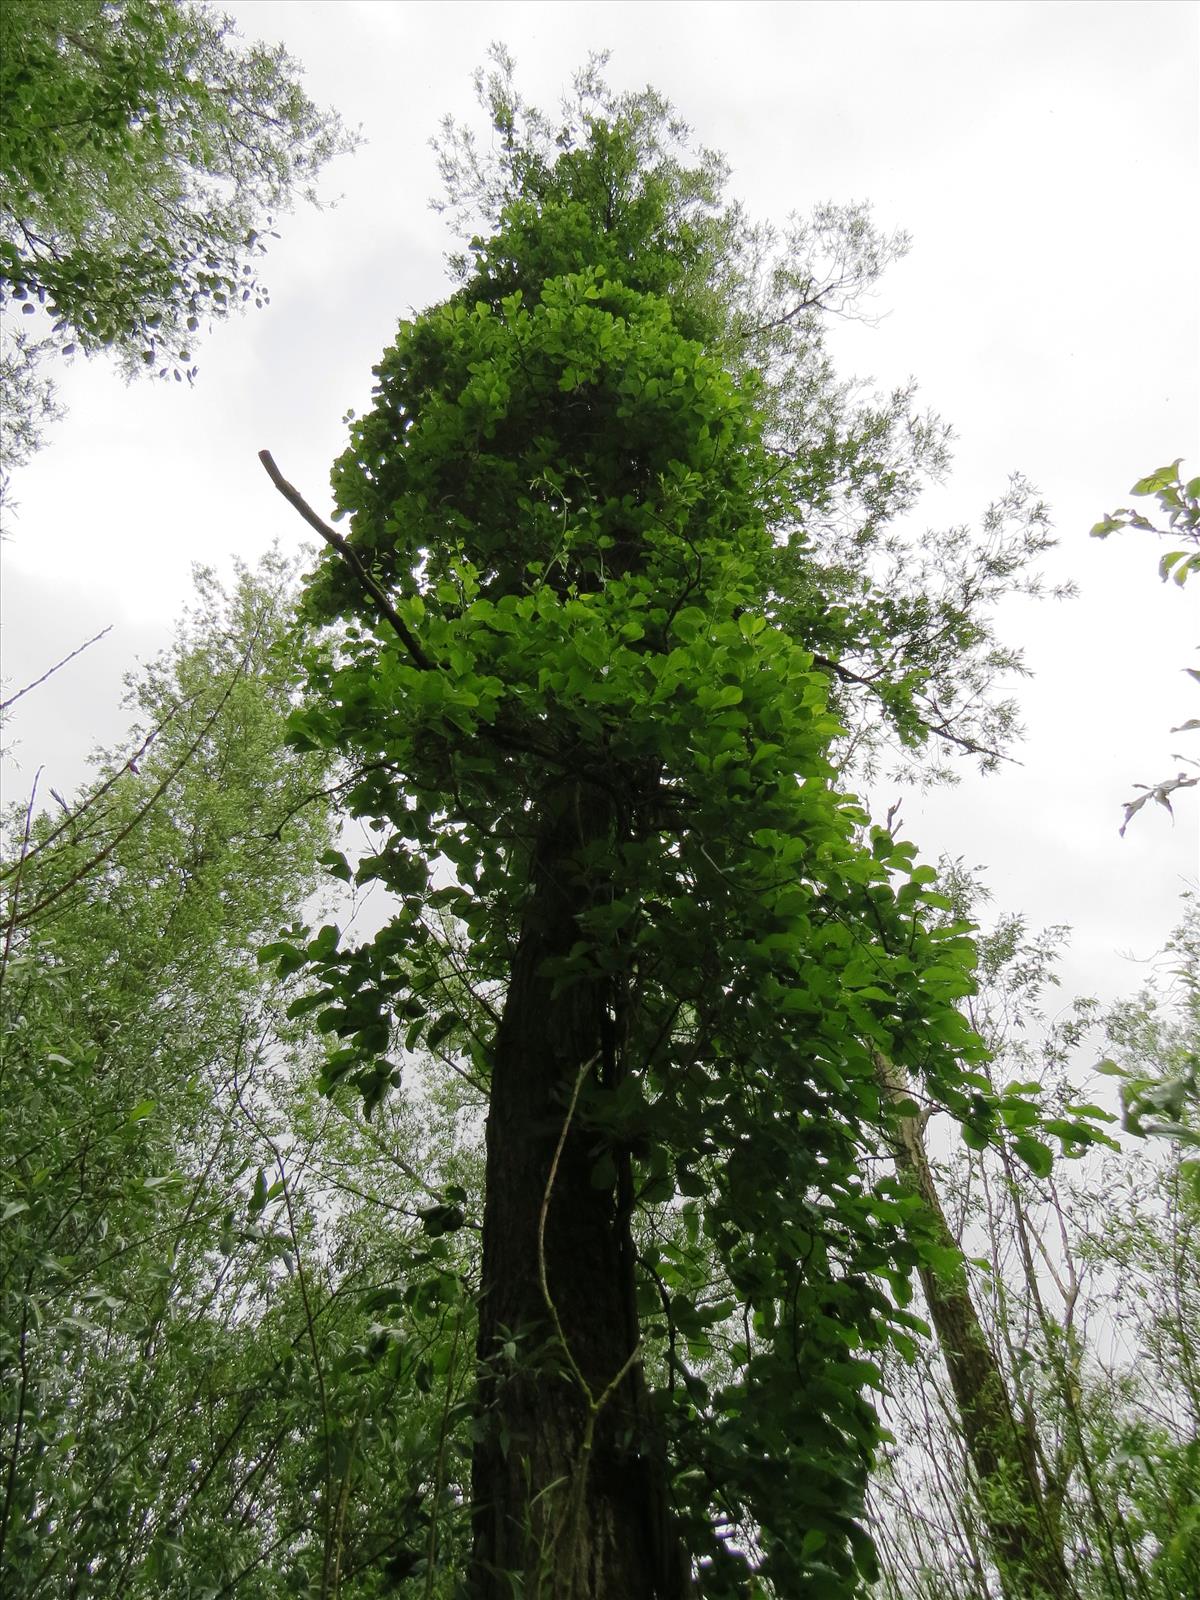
(874, 1053, 1074, 1600)
(469, 780, 685, 1599)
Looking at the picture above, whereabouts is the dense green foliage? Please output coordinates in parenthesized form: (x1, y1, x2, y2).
(0, 0, 354, 484)
(0, 561, 490, 1597)
(0, 562, 322, 1588)
(1105, 899, 1200, 1201)
(3, 568, 285, 1586)
(3, 39, 1192, 1600)
(267, 59, 1105, 1595)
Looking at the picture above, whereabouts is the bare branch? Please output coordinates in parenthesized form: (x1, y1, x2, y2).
(0, 625, 112, 715)
(257, 449, 433, 672)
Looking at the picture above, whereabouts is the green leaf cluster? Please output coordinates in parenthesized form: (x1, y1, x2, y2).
(0, 0, 356, 483)
(1091, 460, 1198, 832)
(1091, 459, 1200, 586)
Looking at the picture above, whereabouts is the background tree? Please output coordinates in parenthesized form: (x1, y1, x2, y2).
(1, 556, 494, 1597)
(0, 560, 416, 1587)
(0, 557, 324, 1588)
(869, 898, 1200, 1600)
(0, 0, 356, 492)
(1102, 895, 1200, 1202)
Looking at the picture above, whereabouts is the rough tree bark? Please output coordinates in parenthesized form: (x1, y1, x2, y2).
(469, 780, 686, 1599)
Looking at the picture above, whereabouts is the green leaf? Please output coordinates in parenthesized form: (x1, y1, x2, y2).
(670, 606, 708, 641)
(307, 923, 340, 960)
(1090, 516, 1125, 538)
(1158, 550, 1190, 582)
(1012, 1134, 1054, 1178)
(418, 1203, 465, 1237)
(425, 1012, 458, 1052)
(589, 1150, 618, 1190)
(319, 848, 353, 882)
(1131, 462, 1182, 495)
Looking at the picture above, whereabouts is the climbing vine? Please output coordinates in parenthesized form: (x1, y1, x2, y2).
(263, 56, 1108, 1597)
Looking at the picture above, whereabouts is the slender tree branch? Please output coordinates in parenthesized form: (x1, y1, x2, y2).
(0, 697, 190, 886)
(258, 449, 434, 671)
(810, 650, 1017, 764)
(0, 768, 40, 1006)
(0, 625, 112, 714)
(425, 1303, 467, 1598)
(6, 662, 246, 928)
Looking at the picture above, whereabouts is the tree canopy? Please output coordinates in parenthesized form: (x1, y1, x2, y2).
(0, 0, 355, 487)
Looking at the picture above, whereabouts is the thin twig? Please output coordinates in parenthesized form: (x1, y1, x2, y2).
(233, 1072, 336, 1599)
(424, 1303, 466, 1598)
(0, 768, 41, 1009)
(257, 449, 433, 672)
(810, 651, 1016, 765)
(0, 1303, 30, 1571)
(538, 1056, 598, 1404)
(0, 625, 112, 714)
(0, 696, 192, 885)
(7, 668, 244, 927)
(537, 1054, 643, 1597)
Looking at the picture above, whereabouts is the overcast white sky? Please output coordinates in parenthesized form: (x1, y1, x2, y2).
(1, 0, 1196, 1012)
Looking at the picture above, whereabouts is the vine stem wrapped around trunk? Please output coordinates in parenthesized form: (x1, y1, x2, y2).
(470, 781, 686, 1599)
